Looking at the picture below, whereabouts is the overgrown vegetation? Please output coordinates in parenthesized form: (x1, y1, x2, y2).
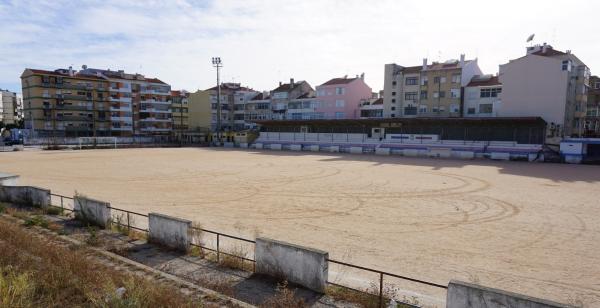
(0, 219, 201, 307)
(44, 206, 63, 216)
(260, 281, 306, 308)
(326, 283, 418, 308)
(23, 215, 49, 229)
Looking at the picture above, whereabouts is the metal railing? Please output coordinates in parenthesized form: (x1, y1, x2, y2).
(48, 192, 444, 307)
(327, 258, 447, 308)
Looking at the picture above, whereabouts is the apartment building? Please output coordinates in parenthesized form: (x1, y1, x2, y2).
(270, 79, 314, 121)
(21, 68, 111, 137)
(171, 90, 189, 131)
(245, 92, 272, 128)
(463, 75, 502, 117)
(383, 55, 482, 118)
(498, 44, 590, 139)
(205, 83, 258, 131)
(78, 67, 172, 136)
(0, 89, 19, 126)
(314, 75, 372, 119)
(585, 75, 600, 136)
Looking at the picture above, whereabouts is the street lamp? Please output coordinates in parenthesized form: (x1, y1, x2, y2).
(212, 57, 222, 145)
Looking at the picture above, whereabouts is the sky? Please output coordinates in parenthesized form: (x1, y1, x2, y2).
(1, 0, 599, 94)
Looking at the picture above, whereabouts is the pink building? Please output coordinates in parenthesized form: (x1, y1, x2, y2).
(315, 75, 373, 119)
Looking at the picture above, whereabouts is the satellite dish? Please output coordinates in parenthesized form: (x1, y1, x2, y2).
(526, 34, 535, 42)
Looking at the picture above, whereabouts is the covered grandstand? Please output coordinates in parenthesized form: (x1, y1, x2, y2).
(251, 117, 547, 161)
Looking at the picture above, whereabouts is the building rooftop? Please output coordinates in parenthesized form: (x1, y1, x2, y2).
(295, 93, 315, 99)
(205, 83, 253, 92)
(250, 93, 270, 101)
(467, 75, 501, 87)
(320, 77, 359, 86)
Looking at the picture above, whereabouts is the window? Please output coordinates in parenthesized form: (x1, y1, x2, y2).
(404, 92, 418, 100)
(391, 113, 396, 118)
(420, 91, 428, 100)
(42, 76, 50, 83)
(317, 89, 326, 96)
(419, 105, 427, 113)
(562, 60, 571, 71)
(595, 82, 600, 89)
(480, 88, 502, 98)
(404, 106, 417, 115)
(450, 88, 461, 98)
(441, 77, 446, 83)
(434, 77, 440, 84)
(391, 91, 396, 96)
(434, 91, 446, 98)
(450, 104, 459, 113)
(391, 106, 396, 111)
(335, 112, 345, 119)
(392, 81, 397, 86)
(479, 104, 493, 113)
(405, 77, 418, 85)
(452, 74, 461, 83)
(391, 99, 396, 103)
(335, 100, 345, 107)
(421, 77, 428, 86)
(336, 87, 345, 95)
(467, 107, 476, 114)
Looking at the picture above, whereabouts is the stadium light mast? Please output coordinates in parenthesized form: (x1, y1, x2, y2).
(212, 57, 223, 145)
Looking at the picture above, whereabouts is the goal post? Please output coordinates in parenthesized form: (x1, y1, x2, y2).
(78, 137, 117, 149)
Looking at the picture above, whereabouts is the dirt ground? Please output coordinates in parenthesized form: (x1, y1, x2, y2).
(2, 147, 599, 306)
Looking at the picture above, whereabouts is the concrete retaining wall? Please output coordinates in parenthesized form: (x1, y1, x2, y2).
(310, 145, 319, 152)
(290, 144, 302, 151)
(254, 143, 263, 149)
(255, 237, 328, 293)
(447, 280, 573, 308)
(0, 185, 50, 208)
(329, 145, 339, 153)
(74, 196, 111, 228)
(491, 152, 510, 160)
(375, 147, 390, 155)
(270, 144, 282, 150)
(148, 213, 191, 252)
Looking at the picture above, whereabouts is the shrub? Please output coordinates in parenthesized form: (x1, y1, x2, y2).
(45, 206, 63, 216)
(24, 215, 49, 229)
(260, 281, 306, 308)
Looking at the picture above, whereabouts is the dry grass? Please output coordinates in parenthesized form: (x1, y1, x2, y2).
(260, 281, 306, 308)
(0, 218, 202, 307)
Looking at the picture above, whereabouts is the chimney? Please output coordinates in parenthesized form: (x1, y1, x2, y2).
(422, 58, 428, 71)
(290, 78, 294, 87)
(360, 72, 365, 80)
(542, 43, 548, 54)
(68, 66, 74, 76)
(460, 54, 465, 67)
(279, 81, 282, 86)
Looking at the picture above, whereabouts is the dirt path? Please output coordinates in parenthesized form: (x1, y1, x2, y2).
(2, 148, 599, 306)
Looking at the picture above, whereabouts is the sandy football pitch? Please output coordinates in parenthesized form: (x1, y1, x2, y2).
(1, 148, 599, 306)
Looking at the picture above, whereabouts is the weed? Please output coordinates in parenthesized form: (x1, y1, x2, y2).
(0, 266, 35, 307)
(217, 245, 251, 271)
(260, 281, 306, 308)
(111, 213, 129, 236)
(45, 206, 63, 216)
(187, 222, 204, 257)
(189, 246, 203, 257)
(85, 226, 101, 246)
(24, 215, 49, 229)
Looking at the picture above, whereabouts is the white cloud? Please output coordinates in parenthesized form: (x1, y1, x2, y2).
(0, 0, 598, 93)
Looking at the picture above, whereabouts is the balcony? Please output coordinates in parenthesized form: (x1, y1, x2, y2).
(139, 117, 172, 122)
(140, 127, 171, 132)
(56, 116, 93, 122)
(63, 94, 91, 100)
(111, 126, 133, 131)
(141, 99, 170, 105)
(110, 116, 133, 122)
(56, 104, 93, 111)
(110, 97, 132, 103)
(139, 107, 172, 113)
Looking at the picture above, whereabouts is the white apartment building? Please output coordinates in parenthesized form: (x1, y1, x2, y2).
(0, 89, 19, 125)
(463, 75, 502, 117)
(498, 44, 590, 139)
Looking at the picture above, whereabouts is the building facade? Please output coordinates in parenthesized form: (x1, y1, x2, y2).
(21, 68, 111, 138)
(205, 83, 259, 132)
(314, 75, 373, 119)
(171, 90, 189, 131)
(21, 67, 172, 138)
(585, 75, 600, 136)
(498, 44, 590, 139)
(0, 89, 19, 126)
(463, 75, 502, 117)
(383, 55, 482, 118)
(270, 79, 314, 121)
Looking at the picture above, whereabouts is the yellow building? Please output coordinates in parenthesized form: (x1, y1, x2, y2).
(171, 90, 189, 132)
(21, 68, 111, 137)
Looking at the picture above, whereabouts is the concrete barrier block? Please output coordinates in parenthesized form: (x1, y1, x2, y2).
(270, 144, 282, 150)
(529, 153, 543, 162)
(0, 173, 19, 186)
(223, 142, 234, 148)
(310, 145, 320, 152)
(290, 144, 302, 151)
(74, 196, 111, 228)
(447, 280, 573, 308)
(453, 151, 475, 159)
(0, 186, 50, 208)
(256, 237, 328, 293)
(350, 146, 363, 154)
(491, 152, 510, 160)
(375, 147, 390, 155)
(148, 213, 191, 252)
(329, 146, 339, 153)
(404, 149, 419, 157)
(254, 143, 263, 149)
(239, 143, 248, 148)
(428, 148, 451, 158)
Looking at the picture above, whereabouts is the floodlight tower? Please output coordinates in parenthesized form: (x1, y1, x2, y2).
(212, 57, 223, 145)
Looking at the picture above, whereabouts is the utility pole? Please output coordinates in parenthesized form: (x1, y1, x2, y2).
(212, 57, 222, 145)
